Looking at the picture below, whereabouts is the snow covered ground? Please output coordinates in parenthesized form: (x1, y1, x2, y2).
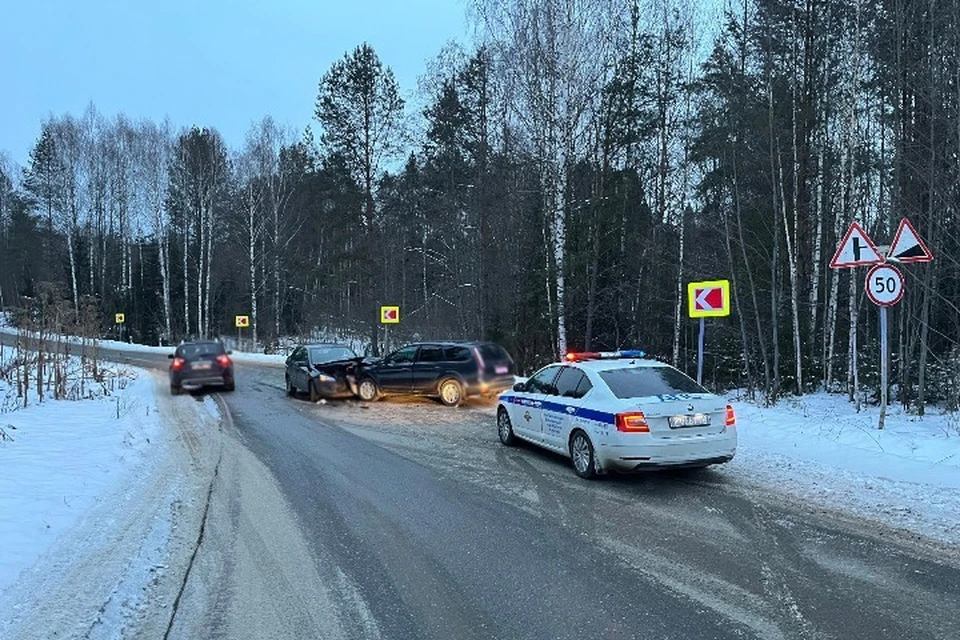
(0, 356, 161, 593)
(0, 347, 222, 638)
(1, 325, 959, 635)
(728, 392, 960, 545)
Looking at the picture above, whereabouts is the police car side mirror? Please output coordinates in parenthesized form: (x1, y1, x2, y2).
(513, 381, 526, 392)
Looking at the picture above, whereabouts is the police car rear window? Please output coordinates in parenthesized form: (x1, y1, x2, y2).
(599, 366, 707, 399)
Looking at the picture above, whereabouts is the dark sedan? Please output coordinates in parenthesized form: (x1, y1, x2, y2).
(169, 340, 235, 395)
(355, 341, 515, 406)
(285, 343, 362, 402)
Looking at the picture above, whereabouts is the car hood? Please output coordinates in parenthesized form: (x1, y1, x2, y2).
(313, 356, 369, 374)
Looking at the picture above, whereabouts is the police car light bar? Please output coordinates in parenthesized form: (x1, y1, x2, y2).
(564, 350, 646, 362)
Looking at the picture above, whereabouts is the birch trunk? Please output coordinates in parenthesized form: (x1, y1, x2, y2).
(204, 197, 214, 338)
(248, 190, 259, 348)
(197, 204, 205, 338)
(847, 270, 860, 410)
(183, 226, 190, 337)
(777, 143, 803, 394)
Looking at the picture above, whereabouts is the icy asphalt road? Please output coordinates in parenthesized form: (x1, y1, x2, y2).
(3, 334, 960, 639)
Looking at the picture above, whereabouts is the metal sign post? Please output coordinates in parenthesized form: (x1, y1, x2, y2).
(879, 307, 888, 429)
(831, 220, 932, 430)
(687, 280, 730, 386)
(865, 262, 904, 430)
(697, 317, 705, 385)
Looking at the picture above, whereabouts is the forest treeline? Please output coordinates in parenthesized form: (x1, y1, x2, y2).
(1, 0, 958, 409)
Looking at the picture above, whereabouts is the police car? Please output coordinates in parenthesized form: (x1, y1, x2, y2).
(496, 351, 737, 478)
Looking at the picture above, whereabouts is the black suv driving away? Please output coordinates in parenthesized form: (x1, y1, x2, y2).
(169, 340, 235, 395)
(355, 341, 515, 406)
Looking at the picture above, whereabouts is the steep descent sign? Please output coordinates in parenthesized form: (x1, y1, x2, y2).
(380, 306, 400, 324)
(888, 218, 933, 263)
(830, 222, 883, 268)
(687, 280, 731, 318)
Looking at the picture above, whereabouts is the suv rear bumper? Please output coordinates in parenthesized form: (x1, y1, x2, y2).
(470, 375, 515, 397)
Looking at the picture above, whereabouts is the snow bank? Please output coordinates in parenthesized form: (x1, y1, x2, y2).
(729, 392, 960, 544)
(0, 355, 161, 594)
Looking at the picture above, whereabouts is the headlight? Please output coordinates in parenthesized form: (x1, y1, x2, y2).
(318, 373, 335, 383)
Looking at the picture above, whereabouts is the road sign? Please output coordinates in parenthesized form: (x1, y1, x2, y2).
(865, 263, 904, 307)
(380, 306, 400, 324)
(235, 315, 250, 328)
(830, 222, 883, 268)
(115, 313, 125, 325)
(888, 218, 933, 263)
(687, 280, 730, 318)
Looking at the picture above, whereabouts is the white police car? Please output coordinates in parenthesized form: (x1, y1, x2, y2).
(496, 351, 737, 479)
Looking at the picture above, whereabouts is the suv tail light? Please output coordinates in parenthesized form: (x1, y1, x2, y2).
(171, 357, 185, 371)
(217, 354, 232, 367)
(725, 405, 736, 426)
(616, 411, 649, 432)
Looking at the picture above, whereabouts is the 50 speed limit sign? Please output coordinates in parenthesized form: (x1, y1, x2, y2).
(865, 263, 904, 307)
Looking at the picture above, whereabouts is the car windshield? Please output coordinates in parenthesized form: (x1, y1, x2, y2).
(310, 346, 357, 364)
(598, 366, 707, 399)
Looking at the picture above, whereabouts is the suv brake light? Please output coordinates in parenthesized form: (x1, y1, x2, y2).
(172, 357, 185, 371)
(616, 411, 649, 432)
(725, 405, 736, 426)
(217, 354, 232, 367)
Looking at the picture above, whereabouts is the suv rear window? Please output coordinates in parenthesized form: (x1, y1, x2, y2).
(599, 366, 707, 399)
(477, 343, 511, 362)
(444, 346, 473, 362)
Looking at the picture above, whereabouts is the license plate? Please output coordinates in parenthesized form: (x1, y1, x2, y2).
(668, 413, 711, 428)
(192, 362, 212, 370)
(495, 365, 509, 375)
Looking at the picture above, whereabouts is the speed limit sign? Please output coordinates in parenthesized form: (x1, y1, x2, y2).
(865, 263, 904, 307)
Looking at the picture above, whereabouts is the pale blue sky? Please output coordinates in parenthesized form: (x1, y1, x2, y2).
(1, 0, 471, 164)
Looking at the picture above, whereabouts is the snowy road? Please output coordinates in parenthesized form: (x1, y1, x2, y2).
(2, 333, 959, 639)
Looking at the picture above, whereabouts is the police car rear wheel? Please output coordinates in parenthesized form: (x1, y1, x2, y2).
(570, 431, 596, 479)
(497, 408, 516, 446)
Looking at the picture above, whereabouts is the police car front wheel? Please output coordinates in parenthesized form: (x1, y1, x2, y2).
(570, 431, 597, 479)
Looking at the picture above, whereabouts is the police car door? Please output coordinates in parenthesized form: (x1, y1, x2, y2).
(541, 366, 591, 450)
(512, 365, 562, 443)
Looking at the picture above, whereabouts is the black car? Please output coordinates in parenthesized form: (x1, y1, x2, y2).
(355, 341, 515, 406)
(285, 343, 362, 401)
(169, 340, 235, 395)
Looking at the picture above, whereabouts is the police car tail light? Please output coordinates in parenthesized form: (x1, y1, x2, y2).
(616, 412, 649, 433)
(725, 405, 736, 426)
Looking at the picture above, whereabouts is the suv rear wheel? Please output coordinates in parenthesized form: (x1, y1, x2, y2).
(438, 378, 463, 407)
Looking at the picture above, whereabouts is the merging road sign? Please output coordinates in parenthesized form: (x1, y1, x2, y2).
(830, 222, 883, 268)
(687, 280, 731, 318)
(380, 306, 400, 324)
(235, 315, 250, 328)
